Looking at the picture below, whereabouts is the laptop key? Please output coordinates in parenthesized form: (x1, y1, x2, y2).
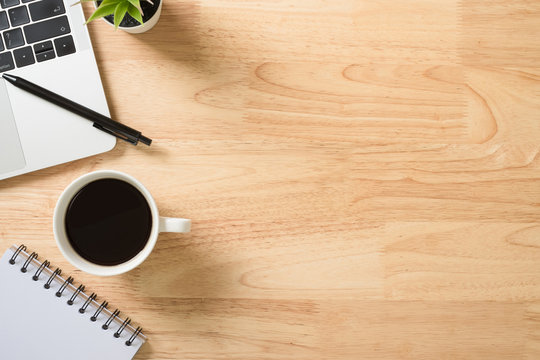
(0, 0, 19, 9)
(22, 0, 36, 3)
(23, 15, 70, 44)
(54, 35, 75, 57)
(0, 37, 3, 52)
(0, 11, 8, 30)
(13, 45, 34, 67)
(28, 0, 64, 21)
(35, 48, 54, 62)
(8, 5, 29, 26)
(33, 40, 53, 53)
(0, 52, 15, 72)
(3, 28, 24, 49)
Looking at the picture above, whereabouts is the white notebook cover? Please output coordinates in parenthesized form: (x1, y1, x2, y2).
(0, 245, 145, 359)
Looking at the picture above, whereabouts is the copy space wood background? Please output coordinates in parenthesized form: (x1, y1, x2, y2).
(1, 0, 540, 358)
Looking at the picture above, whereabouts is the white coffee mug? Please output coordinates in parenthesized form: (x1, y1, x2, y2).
(53, 170, 191, 276)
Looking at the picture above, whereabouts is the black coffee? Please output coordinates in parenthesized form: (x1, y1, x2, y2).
(65, 178, 152, 266)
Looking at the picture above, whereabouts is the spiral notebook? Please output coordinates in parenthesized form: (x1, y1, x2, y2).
(0, 245, 146, 359)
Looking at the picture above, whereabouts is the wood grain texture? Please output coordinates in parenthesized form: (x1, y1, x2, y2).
(1, 0, 540, 358)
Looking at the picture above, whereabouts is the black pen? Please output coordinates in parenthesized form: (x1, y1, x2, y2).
(2, 73, 151, 146)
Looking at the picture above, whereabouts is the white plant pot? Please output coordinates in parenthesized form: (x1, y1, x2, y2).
(96, 0, 162, 34)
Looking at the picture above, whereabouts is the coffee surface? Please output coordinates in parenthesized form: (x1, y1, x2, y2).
(65, 179, 152, 266)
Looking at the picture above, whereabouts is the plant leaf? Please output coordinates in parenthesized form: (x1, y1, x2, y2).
(85, 3, 117, 24)
(113, 1, 129, 29)
(126, 0, 142, 14)
(127, 3, 143, 25)
(98, 0, 122, 7)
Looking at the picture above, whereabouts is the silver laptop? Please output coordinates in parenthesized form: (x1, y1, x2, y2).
(0, 0, 115, 181)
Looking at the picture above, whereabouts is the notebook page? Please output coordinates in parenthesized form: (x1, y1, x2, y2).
(0, 246, 144, 359)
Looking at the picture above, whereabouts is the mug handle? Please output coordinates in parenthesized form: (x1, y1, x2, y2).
(159, 217, 191, 233)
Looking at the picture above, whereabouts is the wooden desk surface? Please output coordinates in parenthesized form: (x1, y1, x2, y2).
(1, 0, 540, 358)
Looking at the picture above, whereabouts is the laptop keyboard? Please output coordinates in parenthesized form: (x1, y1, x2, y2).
(0, 0, 75, 73)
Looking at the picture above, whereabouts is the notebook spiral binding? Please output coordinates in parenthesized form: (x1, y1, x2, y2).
(9, 245, 145, 347)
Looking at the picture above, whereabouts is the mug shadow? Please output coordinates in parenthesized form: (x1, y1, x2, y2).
(124, 228, 232, 300)
(121, 226, 235, 359)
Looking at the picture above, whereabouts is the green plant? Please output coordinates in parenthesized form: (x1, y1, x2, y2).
(75, 0, 153, 29)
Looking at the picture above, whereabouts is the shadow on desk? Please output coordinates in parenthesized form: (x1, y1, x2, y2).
(128, 1, 221, 74)
(130, 228, 233, 299)
(123, 227, 237, 358)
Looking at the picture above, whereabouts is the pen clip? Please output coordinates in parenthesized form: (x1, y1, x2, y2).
(93, 122, 138, 145)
